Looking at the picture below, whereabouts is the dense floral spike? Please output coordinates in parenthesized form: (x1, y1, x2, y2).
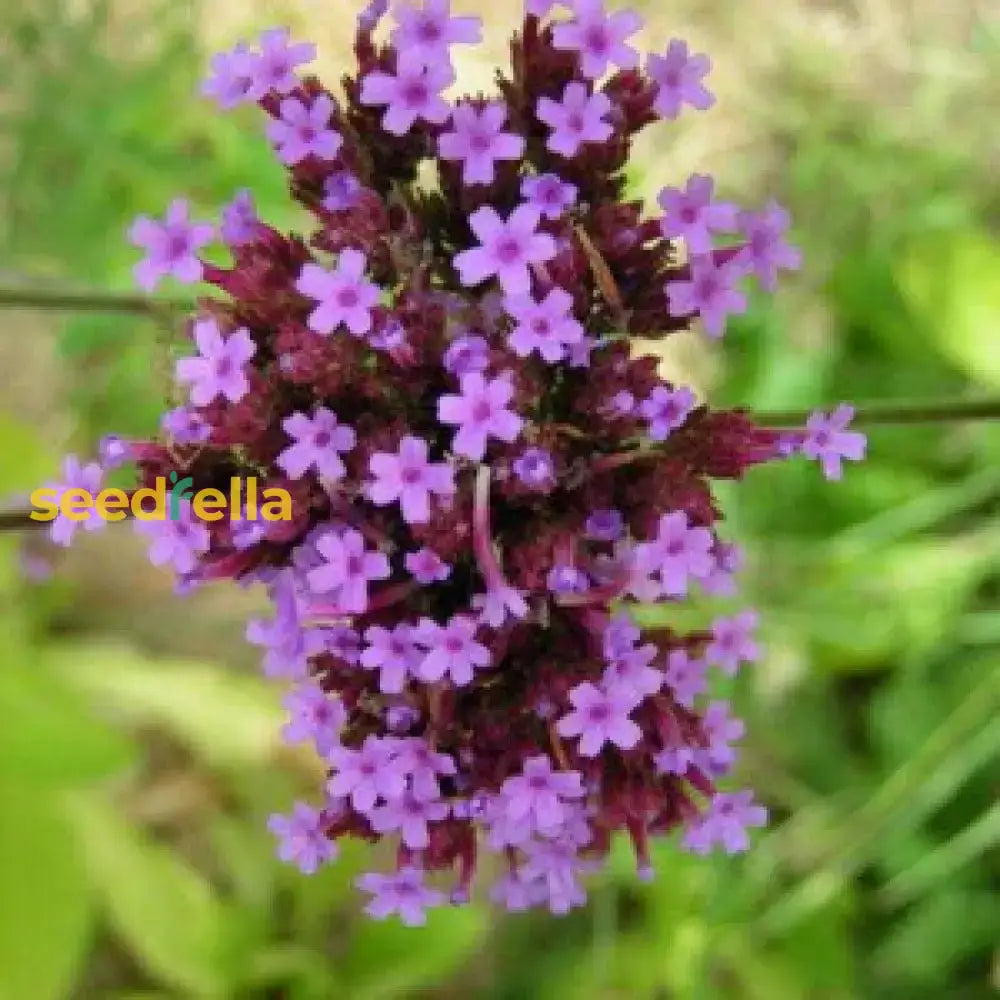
(53, 0, 870, 924)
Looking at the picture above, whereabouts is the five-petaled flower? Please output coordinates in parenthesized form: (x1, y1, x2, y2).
(536, 81, 613, 158)
(801, 405, 867, 480)
(267, 94, 342, 165)
(646, 38, 715, 119)
(128, 198, 213, 291)
(295, 248, 381, 336)
(437, 371, 524, 460)
(438, 102, 525, 185)
(367, 436, 456, 524)
(360, 56, 454, 136)
(552, 0, 642, 80)
(175, 318, 256, 407)
(276, 407, 357, 481)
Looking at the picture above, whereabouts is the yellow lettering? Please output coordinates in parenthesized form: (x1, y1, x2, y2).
(96, 488, 129, 521)
(29, 488, 59, 521)
(261, 488, 292, 522)
(61, 488, 92, 521)
(193, 488, 226, 521)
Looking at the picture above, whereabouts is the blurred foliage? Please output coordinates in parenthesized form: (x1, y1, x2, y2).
(1, 0, 998, 997)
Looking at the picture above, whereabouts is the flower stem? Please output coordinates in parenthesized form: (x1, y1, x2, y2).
(0, 283, 194, 316)
(756, 398, 1000, 427)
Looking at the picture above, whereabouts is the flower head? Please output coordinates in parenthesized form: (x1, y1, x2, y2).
(322, 170, 364, 212)
(536, 82, 613, 158)
(665, 256, 748, 338)
(646, 39, 714, 119)
(134, 500, 211, 576)
(416, 614, 491, 686)
(505, 287, 584, 362)
(307, 528, 391, 613)
(682, 791, 767, 855)
(437, 371, 523, 460)
(658, 174, 738, 255)
(175, 318, 256, 406)
(454, 204, 557, 294)
(295, 249, 381, 336)
(552, 0, 642, 80)
(44, 456, 106, 547)
(706, 610, 760, 675)
(556, 681, 642, 757)
(367, 435, 456, 524)
(276, 407, 356, 481)
(128, 199, 213, 291)
(267, 94, 342, 165)
(220, 189, 258, 246)
(521, 173, 577, 219)
(390, 0, 482, 66)
(281, 682, 347, 755)
(439, 102, 525, 185)
(734, 202, 803, 291)
(201, 42, 257, 109)
(405, 547, 451, 583)
(250, 27, 316, 97)
(360, 58, 454, 136)
(357, 866, 444, 925)
(639, 385, 696, 442)
(801, 405, 867, 480)
(268, 803, 337, 874)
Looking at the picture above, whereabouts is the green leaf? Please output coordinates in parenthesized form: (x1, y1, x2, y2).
(897, 230, 1000, 388)
(66, 795, 234, 997)
(0, 654, 135, 787)
(0, 784, 94, 1000)
(340, 902, 489, 999)
(50, 641, 286, 770)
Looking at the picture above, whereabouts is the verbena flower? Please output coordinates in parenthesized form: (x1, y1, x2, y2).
(51, 0, 869, 923)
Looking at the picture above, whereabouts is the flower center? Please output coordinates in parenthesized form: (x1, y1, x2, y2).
(416, 17, 442, 42)
(531, 318, 550, 337)
(300, 126, 317, 143)
(495, 236, 522, 264)
(567, 113, 585, 132)
(472, 400, 493, 422)
(680, 206, 699, 224)
(403, 81, 429, 107)
(337, 287, 360, 308)
(347, 555, 364, 575)
(314, 430, 332, 448)
(529, 775, 548, 791)
(445, 636, 464, 653)
(469, 131, 492, 153)
(215, 358, 233, 377)
(168, 233, 190, 259)
(401, 465, 423, 485)
(588, 703, 611, 723)
(584, 26, 610, 55)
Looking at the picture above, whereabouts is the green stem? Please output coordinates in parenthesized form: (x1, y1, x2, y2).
(756, 398, 1000, 427)
(0, 284, 193, 316)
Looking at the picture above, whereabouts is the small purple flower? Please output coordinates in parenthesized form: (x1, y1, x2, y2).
(282, 682, 347, 755)
(268, 802, 337, 874)
(513, 447, 556, 491)
(491, 871, 545, 912)
(44, 456, 105, 547)
(639, 385, 696, 442)
(663, 648, 707, 708)
(367, 436, 456, 524)
(390, 0, 482, 66)
(322, 170, 364, 212)
(536, 82, 613, 158)
(682, 790, 767, 855)
(654, 742, 696, 776)
(175, 318, 256, 407)
(438, 102, 525, 185)
(697, 700, 745, 775)
(369, 790, 449, 849)
(646, 39, 715, 120)
(249, 27, 316, 98)
(706, 610, 760, 675)
(295, 248, 381, 337)
(161, 406, 210, 445)
(267, 94, 342, 166)
(134, 499, 210, 576)
(547, 564, 589, 596)
(361, 623, 423, 694)
(521, 173, 578, 219)
(520, 836, 591, 914)
(636, 511, 714, 597)
(734, 202, 803, 291)
(98, 435, 129, 470)
(605, 390, 635, 417)
(201, 42, 257, 108)
(701, 541, 743, 596)
(276, 407, 356, 481)
(356, 866, 444, 926)
(220, 189, 258, 246)
(415, 615, 491, 686)
(230, 508, 267, 551)
(602, 642, 662, 701)
(306, 528, 391, 613)
(801, 405, 867, 481)
(323, 624, 363, 665)
(453, 204, 557, 295)
(437, 371, 524, 461)
(394, 737, 458, 799)
(665, 256, 748, 339)
(658, 175, 739, 256)
(472, 585, 529, 628)
(359, 57, 453, 136)
(505, 287, 584, 362)
(246, 576, 325, 680)
(405, 547, 451, 584)
(327, 734, 406, 813)
(443, 334, 490, 375)
(567, 335, 598, 368)
(556, 682, 642, 757)
(501, 756, 584, 836)
(128, 199, 213, 291)
(585, 508, 624, 542)
(552, 0, 642, 80)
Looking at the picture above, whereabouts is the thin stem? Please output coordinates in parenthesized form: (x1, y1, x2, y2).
(0, 284, 194, 316)
(756, 397, 1000, 427)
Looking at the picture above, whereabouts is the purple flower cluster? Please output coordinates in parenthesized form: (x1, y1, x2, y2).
(52, 0, 871, 926)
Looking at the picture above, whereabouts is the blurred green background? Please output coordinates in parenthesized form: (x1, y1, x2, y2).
(1, 0, 998, 997)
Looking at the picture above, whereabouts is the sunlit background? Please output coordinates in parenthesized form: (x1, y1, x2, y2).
(1, 0, 998, 997)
